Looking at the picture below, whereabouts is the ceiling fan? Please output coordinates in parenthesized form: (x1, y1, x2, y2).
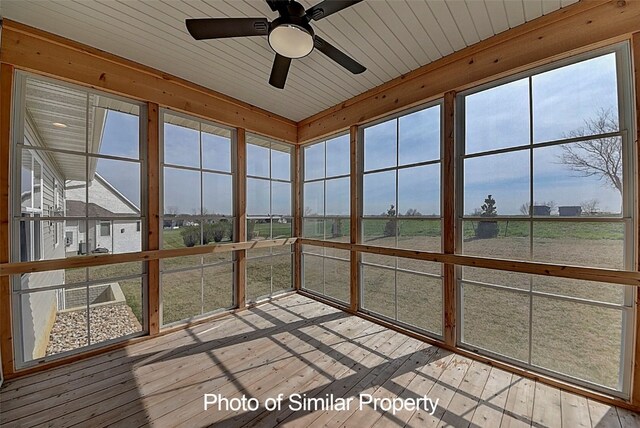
(185, 0, 366, 89)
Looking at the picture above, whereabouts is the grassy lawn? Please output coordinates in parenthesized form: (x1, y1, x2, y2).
(303, 223, 627, 390)
(246, 252, 293, 302)
(56, 219, 627, 391)
(63, 222, 294, 329)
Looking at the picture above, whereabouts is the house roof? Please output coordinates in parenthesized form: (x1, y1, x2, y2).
(66, 200, 117, 218)
(94, 174, 140, 214)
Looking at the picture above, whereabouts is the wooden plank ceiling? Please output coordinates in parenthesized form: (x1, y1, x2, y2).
(0, 0, 577, 122)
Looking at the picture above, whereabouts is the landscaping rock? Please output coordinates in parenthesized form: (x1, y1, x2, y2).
(46, 304, 141, 356)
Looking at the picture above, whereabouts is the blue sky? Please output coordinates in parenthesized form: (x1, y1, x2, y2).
(359, 52, 621, 216)
(95, 52, 622, 218)
(161, 122, 234, 216)
(96, 111, 141, 207)
(462, 53, 620, 215)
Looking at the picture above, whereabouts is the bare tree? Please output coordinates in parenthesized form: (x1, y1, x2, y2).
(404, 208, 422, 217)
(581, 199, 600, 215)
(166, 205, 179, 217)
(559, 108, 622, 196)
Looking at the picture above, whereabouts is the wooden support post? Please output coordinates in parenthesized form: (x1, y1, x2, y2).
(146, 102, 160, 335)
(293, 144, 302, 291)
(443, 91, 456, 347)
(631, 31, 640, 408)
(236, 128, 247, 307)
(0, 64, 15, 377)
(349, 125, 360, 313)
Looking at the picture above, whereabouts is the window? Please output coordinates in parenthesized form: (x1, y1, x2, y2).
(19, 217, 30, 263)
(359, 102, 444, 337)
(100, 222, 111, 237)
(160, 111, 236, 326)
(301, 133, 350, 303)
(19, 149, 45, 262)
(12, 74, 145, 366)
(458, 45, 634, 394)
(246, 134, 293, 302)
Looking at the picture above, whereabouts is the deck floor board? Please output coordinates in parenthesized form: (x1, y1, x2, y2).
(0, 295, 635, 428)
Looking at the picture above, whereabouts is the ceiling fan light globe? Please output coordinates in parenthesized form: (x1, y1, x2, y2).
(268, 24, 314, 58)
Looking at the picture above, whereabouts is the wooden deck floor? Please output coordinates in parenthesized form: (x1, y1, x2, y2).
(1, 295, 638, 427)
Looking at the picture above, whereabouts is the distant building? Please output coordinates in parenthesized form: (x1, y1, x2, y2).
(559, 206, 582, 216)
(533, 205, 551, 216)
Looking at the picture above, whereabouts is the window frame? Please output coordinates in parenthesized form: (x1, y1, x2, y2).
(158, 108, 238, 327)
(455, 42, 636, 397)
(19, 151, 45, 263)
(10, 71, 149, 368)
(245, 133, 294, 302)
(301, 132, 351, 303)
(159, 109, 237, 246)
(99, 221, 111, 237)
(356, 98, 445, 339)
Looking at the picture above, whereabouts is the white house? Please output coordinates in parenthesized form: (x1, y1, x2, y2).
(64, 174, 141, 256)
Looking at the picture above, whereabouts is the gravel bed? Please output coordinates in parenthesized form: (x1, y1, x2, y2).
(46, 304, 141, 356)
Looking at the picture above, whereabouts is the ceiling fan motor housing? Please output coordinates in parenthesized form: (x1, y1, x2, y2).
(268, 16, 315, 58)
(185, 0, 365, 88)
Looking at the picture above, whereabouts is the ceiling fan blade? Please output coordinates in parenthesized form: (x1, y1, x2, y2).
(186, 18, 269, 40)
(314, 36, 365, 74)
(306, 0, 362, 21)
(269, 54, 292, 89)
(266, 0, 290, 12)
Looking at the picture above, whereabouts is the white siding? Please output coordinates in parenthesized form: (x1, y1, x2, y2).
(19, 151, 66, 360)
(20, 121, 65, 360)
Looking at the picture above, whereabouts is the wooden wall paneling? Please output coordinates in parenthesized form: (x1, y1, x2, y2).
(631, 30, 640, 409)
(293, 144, 302, 291)
(146, 102, 160, 335)
(349, 125, 360, 313)
(298, 0, 640, 143)
(236, 128, 247, 308)
(0, 63, 15, 377)
(0, 21, 297, 144)
(442, 91, 456, 347)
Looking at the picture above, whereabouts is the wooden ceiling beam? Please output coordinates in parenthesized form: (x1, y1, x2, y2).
(0, 19, 298, 144)
(297, 0, 640, 143)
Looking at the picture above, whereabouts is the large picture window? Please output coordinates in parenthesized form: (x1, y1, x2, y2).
(246, 134, 293, 302)
(11, 74, 146, 366)
(458, 44, 634, 394)
(160, 111, 236, 326)
(359, 102, 444, 337)
(301, 133, 350, 303)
